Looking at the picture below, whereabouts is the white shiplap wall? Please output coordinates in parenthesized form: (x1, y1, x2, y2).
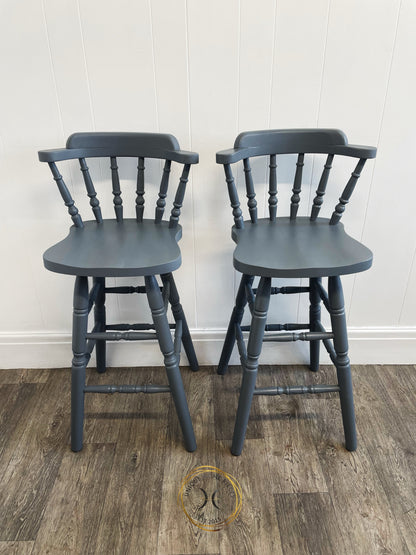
(0, 0, 415, 368)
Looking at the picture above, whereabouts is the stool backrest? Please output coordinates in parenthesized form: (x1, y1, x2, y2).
(39, 132, 198, 229)
(216, 129, 376, 229)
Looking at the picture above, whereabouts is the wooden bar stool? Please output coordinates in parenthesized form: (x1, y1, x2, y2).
(39, 132, 199, 452)
(216, 129, 376, 455)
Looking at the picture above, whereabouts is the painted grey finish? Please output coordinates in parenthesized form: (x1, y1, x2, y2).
(71, 276, 89, 452)
(218, 274, 253, 375)
(231, 276, 271, 456)
(328, 275, 357, 451)
(39, 132, 199, 452)
(216, 128, 376, 164)
(232, 218, 373, 278)
(161, 273, 199, 372)
(309, 278, 322, 372)
(93, 277, 106, 373)
(145, 275, 196, 452)
(216, 128, 375, 455)
(43, 220, 183, 277)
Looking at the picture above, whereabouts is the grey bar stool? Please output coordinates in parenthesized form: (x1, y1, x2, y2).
(216, 129, 376, 456)
(39, 132, 199, 452)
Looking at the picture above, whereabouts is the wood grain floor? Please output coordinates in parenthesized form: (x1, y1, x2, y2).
(0, 364, 415, 554)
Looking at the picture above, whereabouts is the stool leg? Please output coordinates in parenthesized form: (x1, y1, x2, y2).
(231, 276, 271, 456)
(94, 277, 106, 373)
(309, 277, 321, 372)
(161, 273, 199, 372)
(145, 275, 196, 452)
(71, 276, 89, 452)
(329, 276, 357, 451)
(218, 274, 254, 375)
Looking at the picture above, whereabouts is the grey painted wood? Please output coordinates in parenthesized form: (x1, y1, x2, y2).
(216, 128, 375, 456)
(309, 277, 321, 372)
(216, 128, 376, 164)
(93, 277, 106, 374)
(218, 274, 254, 375)
(328, 276, 357, 451)
(79, 158, 103, 223)
(290, 153, 304, 220)
(232, 217, 373, 278)
(231, 276, 271, 456)
(155, 160, 171, 223)
(71, 276, 89, 452)
(243, 158, 257, 223)
(310, 153, 334, 221)
(330, 158, 367, 225)
(161, 273, 199, 372)
(136, 156, 145, 222)
(43, 220, 182, 277)
(39, 132, 199, 452)
(48, 161, 83, 228)
(110, 157, 123, 222)
(145, 275, 196, 452)
(39, 132, 199, 164)
(224, 163, 244, 229)
(268, 154, 278, 221)
(169, 164, 190, 229)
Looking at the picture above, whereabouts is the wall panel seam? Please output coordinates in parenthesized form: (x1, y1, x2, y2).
(184, 0, 198, 328)
(348, 0, 403, 320)
(147, 0, 160, 132)
(76, 0, 96, 130)
(399, 241, 416, 324)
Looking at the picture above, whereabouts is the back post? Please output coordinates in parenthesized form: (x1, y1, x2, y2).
(268, 155, 277, 221)
(155, 160, 171, 223)
(169, 164, 191, 229)
(290, 153, 304, 220)
(79, 158, 103, 223)
(136, 157, 145, 222)
(224, 163, 244, 229)
(110, 157, 123, 222)
(310, 154, 334, 221)
(48, 162, 83, 228)
(330, 158, 366, 225)
(243, 158, 257, 223)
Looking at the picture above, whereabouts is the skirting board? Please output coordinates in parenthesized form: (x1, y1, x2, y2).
(0, 327, 415, 369)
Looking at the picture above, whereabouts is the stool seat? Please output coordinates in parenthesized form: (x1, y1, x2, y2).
(43, 219, 182, 277)
(232, 217, 372, 278)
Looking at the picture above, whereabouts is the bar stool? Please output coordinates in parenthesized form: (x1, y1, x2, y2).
(216, 129, 376, 455)
(39, 132, 199, 452)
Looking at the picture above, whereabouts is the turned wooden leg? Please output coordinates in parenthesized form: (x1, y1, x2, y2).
(145, 275, 196, 452)
(309, 277, 321, 372)
(94, 277, 106, 373)
(71, 276, 89, 452)
(329, 276, 357, 451)
(218, 274, 254, 375)
(231, 276, 271, 456)
(161, 273, 199, 372)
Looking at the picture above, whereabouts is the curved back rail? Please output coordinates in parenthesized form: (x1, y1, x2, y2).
(39, 132, 198, 228)
(216, 129, 376, 228)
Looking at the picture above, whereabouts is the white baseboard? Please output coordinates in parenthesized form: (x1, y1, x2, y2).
(0, 327, 415, 369)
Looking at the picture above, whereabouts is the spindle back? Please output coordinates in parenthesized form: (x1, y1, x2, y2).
(216, 129, 376, 229)
(39, 132, 198, 229)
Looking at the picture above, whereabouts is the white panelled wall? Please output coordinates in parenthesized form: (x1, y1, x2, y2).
(0, 0, 415, 368)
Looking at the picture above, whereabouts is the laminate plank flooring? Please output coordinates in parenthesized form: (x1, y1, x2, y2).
(0, 364, 415, 554)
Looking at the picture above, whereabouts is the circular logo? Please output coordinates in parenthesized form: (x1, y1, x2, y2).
(178, 466, 242, 531)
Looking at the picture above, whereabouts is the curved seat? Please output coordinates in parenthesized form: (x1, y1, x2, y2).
(232, 217, 372, 278)
(43, 219, 182, 277)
